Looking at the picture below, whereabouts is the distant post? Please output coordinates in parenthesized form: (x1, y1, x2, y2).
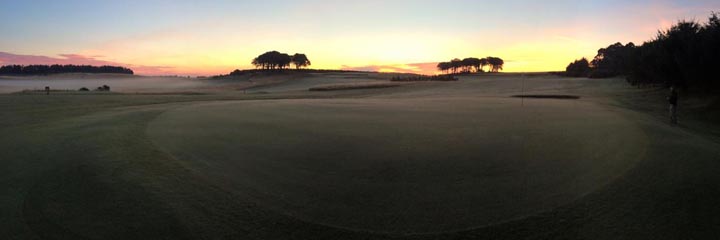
(45, 86, 50, 95)
(521, 75, 525, 106)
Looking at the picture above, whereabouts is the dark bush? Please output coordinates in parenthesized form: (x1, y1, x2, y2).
(95, 85, 111, 91)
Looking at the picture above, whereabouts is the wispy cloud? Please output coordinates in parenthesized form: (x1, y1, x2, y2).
(341, 62, 440, 75)
(0, 52, 175, 75)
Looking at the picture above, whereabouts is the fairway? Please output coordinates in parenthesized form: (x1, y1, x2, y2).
(147, 96, 647, 233)
(6, 1, 720, 238)
(3, 74, 720, 239)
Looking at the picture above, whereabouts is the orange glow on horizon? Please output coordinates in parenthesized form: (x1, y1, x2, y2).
(0, 17, 682, 76)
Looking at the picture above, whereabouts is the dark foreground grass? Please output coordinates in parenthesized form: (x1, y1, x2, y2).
(1, 75, 720, 239)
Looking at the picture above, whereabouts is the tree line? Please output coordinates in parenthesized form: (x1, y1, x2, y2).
(251, 51, 311, 70)
(0, 64, 134, 75)
(565, 12, 720, 91)
(436, 57, 504, 74)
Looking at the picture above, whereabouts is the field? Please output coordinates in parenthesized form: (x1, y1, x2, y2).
(1, 73, 720, 239)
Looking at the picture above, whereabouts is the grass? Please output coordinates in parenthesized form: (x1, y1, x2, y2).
(390, 75, 458, 82)
(15, 89, 120, 95)
(308, 82, 404, 91)
(511, 94, 581, 99)
(212, 68, 368, 78)
(1, 73, 720, 239)
(147, 97, 647, 234)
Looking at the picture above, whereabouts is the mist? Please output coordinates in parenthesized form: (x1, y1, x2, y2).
(0, 75, 212, 93)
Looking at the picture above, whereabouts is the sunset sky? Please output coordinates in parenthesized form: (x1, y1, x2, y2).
(1, 0, 719, 76)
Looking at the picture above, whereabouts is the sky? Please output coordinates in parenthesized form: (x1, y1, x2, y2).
(1, 0, 719, 76)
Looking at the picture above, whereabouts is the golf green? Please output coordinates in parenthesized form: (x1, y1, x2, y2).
(147, 97, 648, 233)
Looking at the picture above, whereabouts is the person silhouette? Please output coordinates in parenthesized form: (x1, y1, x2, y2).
(45, 86, 50, 95)
(667, 86, 678, 125)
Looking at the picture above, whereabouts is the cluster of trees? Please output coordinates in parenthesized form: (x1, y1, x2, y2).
(564, 42, 638, 78)
(436, 57, 504, 74)
(251, 51, 311, 70)
(565, 12, 720, 91)
(589, 42, 638, 78)
(0, 64, 134, 75)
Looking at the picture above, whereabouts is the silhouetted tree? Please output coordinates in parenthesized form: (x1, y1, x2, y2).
(566, 12, 720, 91)
(486, 57, 505, 72)
(462, 58, 482, 73)
(291, 53, 311, 69)
(450, 58, 463, 74)
(437, 62, 451, 74)
(565, 58, 591, 77)
(436, 56, 502, 74)
(479, 58, 490, 72)
(589, 42, 637, 78)
(655, 20, 703, 87)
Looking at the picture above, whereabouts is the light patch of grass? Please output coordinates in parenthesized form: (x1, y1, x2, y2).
(309, 82, 405, 91)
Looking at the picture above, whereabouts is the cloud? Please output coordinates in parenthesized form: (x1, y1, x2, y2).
(0, 52, 175, 75)
(341, 62, 440, 75)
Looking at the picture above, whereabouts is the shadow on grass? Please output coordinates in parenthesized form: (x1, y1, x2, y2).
(511, 95, 581, 100)
(309, 83, 404, 91)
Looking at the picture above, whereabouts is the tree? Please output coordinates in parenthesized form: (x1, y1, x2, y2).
(436, 57, 501, 74)
(628, 20, 705, 87)
(479, 58, 489, 72)
(437, 62, 451, 74)
(291, 53, 311, 69)
(565, 12, 720, 91)
(590, 42, 637, 78)
(450, 58, 463, 74)
(486, 57, 505, 72)
(251, 51, 275, 69)
(278, 53, 292, 69)
(462, 58, 482, 73)
(565, 58, 591, 77)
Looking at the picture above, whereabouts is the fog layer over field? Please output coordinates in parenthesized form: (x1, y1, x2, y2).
(0, 72, 402, 93)
(0, 74, 209, 93)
